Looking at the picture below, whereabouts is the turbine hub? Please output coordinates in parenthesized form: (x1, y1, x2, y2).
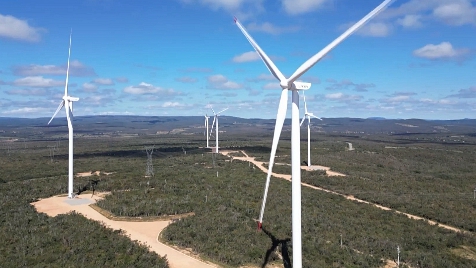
(279, 80, 289, 89)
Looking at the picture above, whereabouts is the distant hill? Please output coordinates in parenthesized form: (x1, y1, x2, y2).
(1, 116, 476, 139)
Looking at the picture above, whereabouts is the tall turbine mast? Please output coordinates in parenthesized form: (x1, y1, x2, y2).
(300, 91, 322, 167)
(205, 114, 210, 148)
(48, 29, 79, 199)
(234, 1, 394, 267)
(209, 107, 228, 153)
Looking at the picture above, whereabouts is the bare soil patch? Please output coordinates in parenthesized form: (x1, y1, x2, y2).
(76, 170, 115, 177)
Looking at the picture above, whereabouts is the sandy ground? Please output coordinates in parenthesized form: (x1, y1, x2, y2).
(76, 170, 115, 177)
(31, 194, 218, 268)
(220, 150, 464, 234)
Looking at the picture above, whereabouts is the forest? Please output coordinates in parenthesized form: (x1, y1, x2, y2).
(1, 116, 476, 267)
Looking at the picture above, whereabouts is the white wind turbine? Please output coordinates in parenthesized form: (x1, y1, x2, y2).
(204, 114, 210, 148)
(48, 30, 79, 199)
(300, 91, 322, 167)
(234, 1, 393, 267)
(208, 107, 228, 153)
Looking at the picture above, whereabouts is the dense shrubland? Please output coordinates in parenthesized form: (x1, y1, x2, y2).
(0, 177, 168, 267)
(303, 135, 476, 232)
(2, 128, 476, 267)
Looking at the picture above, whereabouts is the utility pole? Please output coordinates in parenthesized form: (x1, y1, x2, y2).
(397, 245, 400, 267)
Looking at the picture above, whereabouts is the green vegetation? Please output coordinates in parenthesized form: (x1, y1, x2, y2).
(2, 116, 476, 267)
(0, 177, 168, 267)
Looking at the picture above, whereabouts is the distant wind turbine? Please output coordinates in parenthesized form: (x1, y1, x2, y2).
(209, 107, 228, 153)
(204, 114, 210, 148)
(300, 91, 322, 167)
(48, 30, 79, 199)
(234, 1, 394, 267)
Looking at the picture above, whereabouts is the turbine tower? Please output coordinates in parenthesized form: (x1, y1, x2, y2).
(300, 91, 322, 167)
(48, 30, 79, 199)
(234, 1, 393, 267)
(209, 107, 228, 153)
(204, 114, 210, 148)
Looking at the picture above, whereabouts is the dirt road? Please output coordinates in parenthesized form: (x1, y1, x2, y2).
(32, 195, 218, 268)
(221, 150, 464, 233)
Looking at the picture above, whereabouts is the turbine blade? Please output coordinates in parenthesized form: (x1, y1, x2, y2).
(234, 17, 286, 83)
(48, 100, 65, 125)
(288, 0, 394, 84)
(311, 114, 322, 120)
(303, 91, 308, 114)
(300, 116, 306, 127)
(217, 107, 228, 115)
(209, 116, 216, 139)
(69, 101, 74, 118)
(258, 88, 288, 227)
(64, 29, 72, 96)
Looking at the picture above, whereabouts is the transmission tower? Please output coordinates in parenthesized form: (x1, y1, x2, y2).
(145, 146, 155, 177)
(48, 144, 57, 162)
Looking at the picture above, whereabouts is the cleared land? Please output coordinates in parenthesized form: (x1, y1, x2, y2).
(32, 194, 218, 268)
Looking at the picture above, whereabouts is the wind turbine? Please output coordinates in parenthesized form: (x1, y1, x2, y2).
(208, 107, 228, 153)
(234, 1, 393, 267)
(48, 30, 79, 199)
(300, 91, 322, 167)
(204, 114, 210, 148)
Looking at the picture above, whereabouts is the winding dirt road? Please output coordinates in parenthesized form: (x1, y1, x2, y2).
(221, 150, 464, 234)
(32, 195, 218, 268)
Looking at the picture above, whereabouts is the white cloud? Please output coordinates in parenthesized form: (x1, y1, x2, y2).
(325, 92, 362, 102)
(232, 51, 260, 63)
(12, 76, 64, 88)
(397, 14, 423, 28)
(82, 83, 98, 92)
(247, 73, 275, 82)
(161, 102, 183, 108)
(1, 107, 48, 115)
(207, 74, 242, 89)
(325, 79, 375, 92)
(262, 82, 279, 90)
(0, 14, 45, 42)
(175, 76, 198, 83)
(179, 0, 264, 15)
(433, 2, 476, 26)
(382, 0, 476, 27)
(357, 22, 392, 37)
(123, 82, 180, 95)
(385, 95, 411, 103)
(180, 67, 213, 73)
(93, 78, 114, 85)
(281, 0, 330, 15)
(115, 77, 129, 83)
(246, 22, 299, 35)
(326, 92, 344, 99)
(12, 60, 96, 76)
(5, 88, 47, 96)
(413, 42, 470, 60)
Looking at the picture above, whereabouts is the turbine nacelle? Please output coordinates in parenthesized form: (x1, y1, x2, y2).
(64, 95, 79, 102)
(292, 81, 311, 91)
(279, 81, 311, 91)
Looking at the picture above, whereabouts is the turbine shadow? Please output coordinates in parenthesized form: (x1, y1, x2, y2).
(261, 227, 291, 268)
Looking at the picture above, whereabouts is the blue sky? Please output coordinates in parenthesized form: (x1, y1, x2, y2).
(0, 0, 475, 120)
